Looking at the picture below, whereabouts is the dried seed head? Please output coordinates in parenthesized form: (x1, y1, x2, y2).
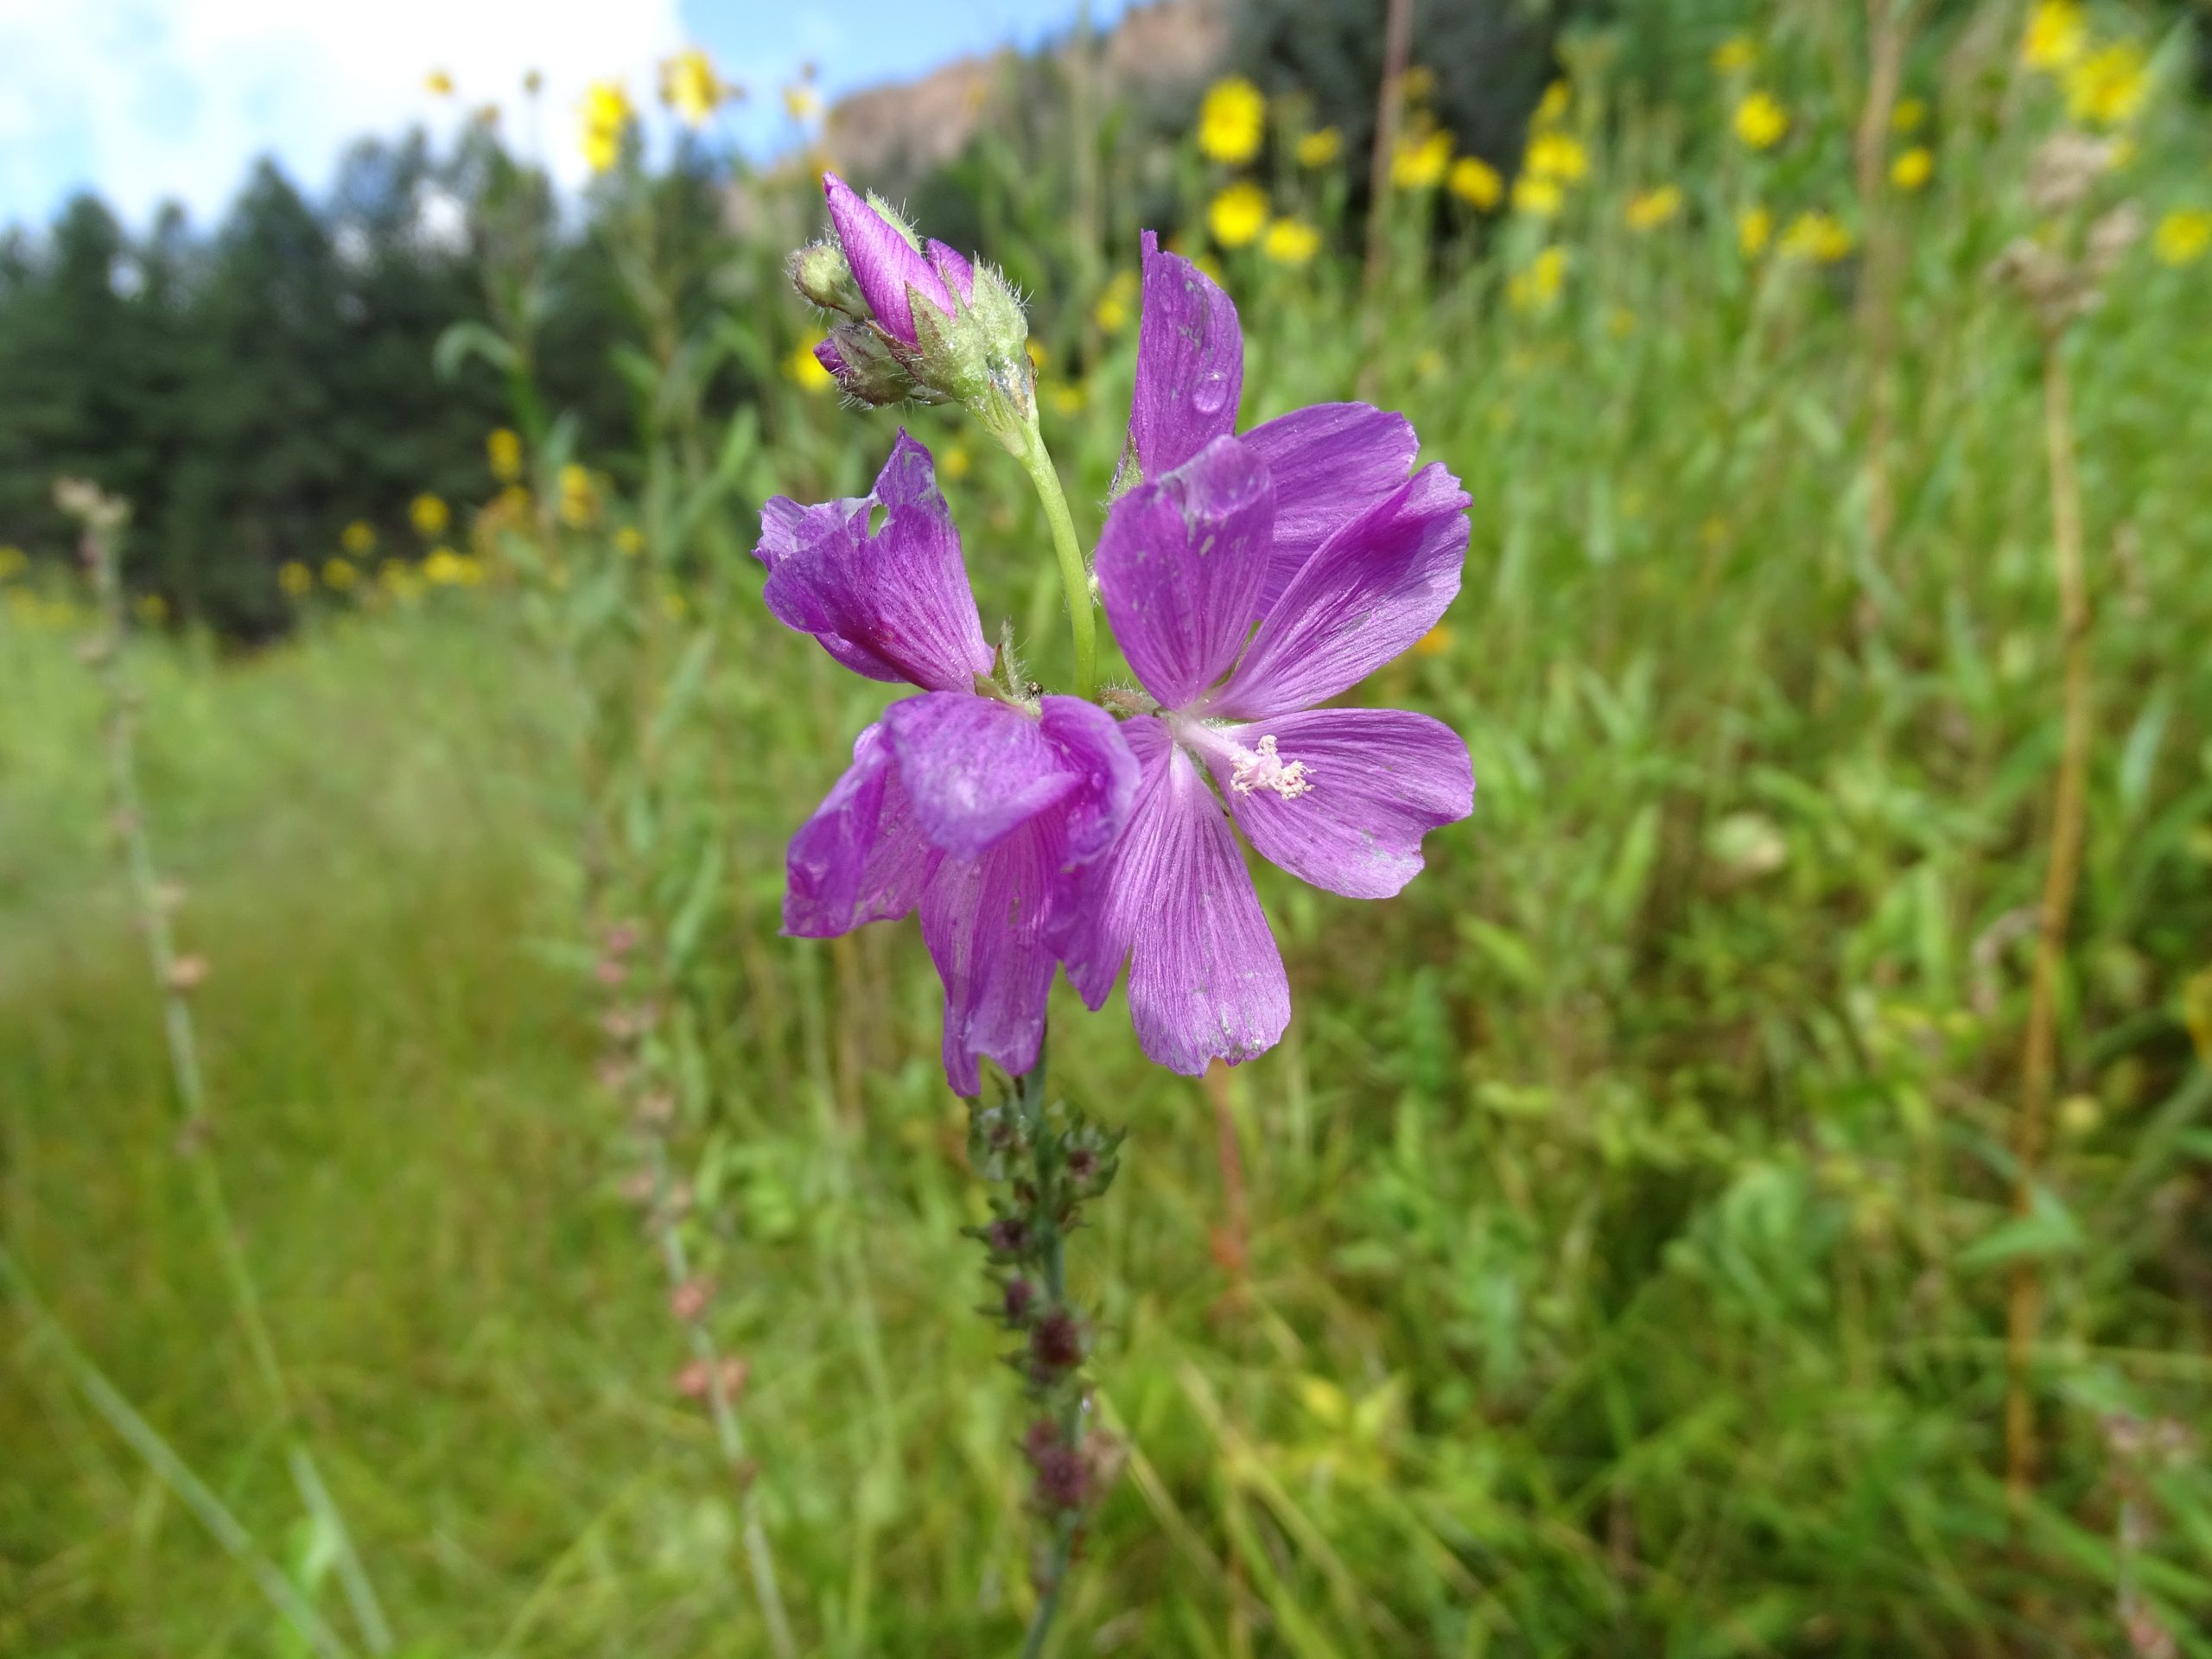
(2026, 131, 2115, 217)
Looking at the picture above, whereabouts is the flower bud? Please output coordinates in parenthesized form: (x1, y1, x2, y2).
(787, 238, 868, 320)
(808, 172, 1035, 442)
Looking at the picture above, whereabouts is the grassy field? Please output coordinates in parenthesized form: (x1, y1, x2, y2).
(6, 5, 2212, 1654)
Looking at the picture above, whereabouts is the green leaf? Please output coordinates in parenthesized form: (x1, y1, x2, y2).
(432, 321, 518, 382)
(1956, 1188, 2083, 1272)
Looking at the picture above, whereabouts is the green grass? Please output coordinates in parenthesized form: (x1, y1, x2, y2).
(7, 6, 2212, 1654)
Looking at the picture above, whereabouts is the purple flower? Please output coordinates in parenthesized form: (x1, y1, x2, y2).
(758, 435, 1136, 1094)
(1053, 238, 1474, 1076)
(822, 172, 976, 348)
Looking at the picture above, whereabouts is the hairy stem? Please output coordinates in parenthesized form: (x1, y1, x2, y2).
(1016, 415, 1098, 700)
(645, 1134, 798, 1659)
(2005, 342, 2091, 1521)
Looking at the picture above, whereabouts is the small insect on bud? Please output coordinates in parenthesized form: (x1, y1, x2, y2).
(166, 955, 209, 994)
(669, 1277, 714, 1322)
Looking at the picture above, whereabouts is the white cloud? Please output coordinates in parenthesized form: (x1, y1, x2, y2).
(0, 0, 687, 232)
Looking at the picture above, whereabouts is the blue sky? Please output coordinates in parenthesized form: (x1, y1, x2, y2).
(0, 0, 1131, 234)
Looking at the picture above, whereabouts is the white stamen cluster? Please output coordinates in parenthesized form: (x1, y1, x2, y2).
(1229, 734, 1313, 800)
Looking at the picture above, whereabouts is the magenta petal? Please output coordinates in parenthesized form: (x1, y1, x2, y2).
(925, 239, 976, 302)
(823, 172, 950, 345)
(1126, 230, 1244, 482)
(1203, 708, 1472, 899)
(758, 432, 993, 691)
(814, 335, 849, 378)
(785, 722, 938, 937)
(1037, 696, 1141, 864)
(922, 820, 1058, 1096)
(1241, 403, 1420, 615)
(1210, 461, 1471, 720)
(1095, 435, 1274, 711)
(886, 693, 1080, 860)
(1054, 720, 1289, 1076)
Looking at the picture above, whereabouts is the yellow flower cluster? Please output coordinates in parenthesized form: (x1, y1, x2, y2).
(1094, 267, 1139, 334)
(557, 464, 597, 529)
(2066, 42, 2148, 127)
(1625, 185, 1682, 231)
(1711, 36, 1756, 75)
(486, 427, 523, 484)
(1507, 246, 1567, 313)
(341, 520, 376, 556)
(1780, 210, 1853, 264)
(1891, 147, 1934, 192)
(1391, 129, 1452, 190)
(1738, 206, 1773, 257)
(1295, 126, 1341, 168)
(323, 557, 359, 591)
(661, 48, 731, 130)
(582, 82, 633, 175)
(1734, 91, 1789, 150)
(2156, 208, 2211, 268)
(787, 334, 834, 391)
(1261, 219, 1321, 267)
(1198, 77, 1266, 165)
(1208, 181, 1269, 248)
(424, 70, 454, 98)
(1449, 156, 1501, 210)
(1510, 84, 1585, 219)
(410, 493, 450, 537)
(2022, 2, 2087, 72)
(423, 547, 486, 588)
(279, 561, 312, 597)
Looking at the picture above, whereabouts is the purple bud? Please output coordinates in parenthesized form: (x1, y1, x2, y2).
(985, 1217, 1027, 1255)
(1002, 1278, 1036, 1323)
(1029, 1308, 1084, 1371)
(822, 171, 957, 346)
(1032, 1443, 1089, 1510)
(926, 239, 976, 302)
(814, 335, 849, 378)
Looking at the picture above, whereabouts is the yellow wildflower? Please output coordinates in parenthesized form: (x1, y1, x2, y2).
(486, 427, 523, 483)
(425, 70, 454, 98)
(1524, 130, 1587, 183)
(1449, 156, 1502, 209)
(1734, 92, 1789, 149)
(1511, 173, 1563, 218)
(322, 556, 359, 591)
(278, 560, 312, 598)
(340, 520, 376, 556)
(2067, 41, 2149, 126)
(1401, 66, 1437, 103)
(787, 334, 834, 391)
(1535, 80, 1570, 124)
(1414, 622, 1453, 658)
(1781, 210, 1853, 263)
(784, 82, 822, 122)
(556, 464, 596, 529)
(1507, 245, 1567, 312)
(614, 527, 645, 557)
(1391, 129, 1452, 190)
(1891, 147, 1934, 192)
(1738, 205, 1773, 257)
(423, 547, 483, 587)
(1027, 339, 1049, 370)
(1891, 96, 1926, 134)
(1050, 382, 1084, 416)
(1296, 126, 1342, 168)
(2022, 2, 2086, 72)
(1093, 267, 1138, 334)
(1197, 77, 1266, 164)
(132, 593, 168, 626)
(410, 493, 450, 537)
(2155, 208, 2211, 267)
(491, 486, 532, 523)
(660, 48, 726, 128)
(1712, 36, 1756, 74)
(1262, 219, 1321, 266)
(582, 82, 633, 174)
(0, 545, 23, 581)
(941, 443, 973, 481)
(1209, 181, 1270, 247)
(1625, 185, 1682, 230)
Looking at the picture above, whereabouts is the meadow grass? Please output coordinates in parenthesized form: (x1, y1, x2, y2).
(6, 6, 2212, 1654)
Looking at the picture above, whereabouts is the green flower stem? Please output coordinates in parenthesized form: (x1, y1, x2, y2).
(1015, 413, 1098, 700)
